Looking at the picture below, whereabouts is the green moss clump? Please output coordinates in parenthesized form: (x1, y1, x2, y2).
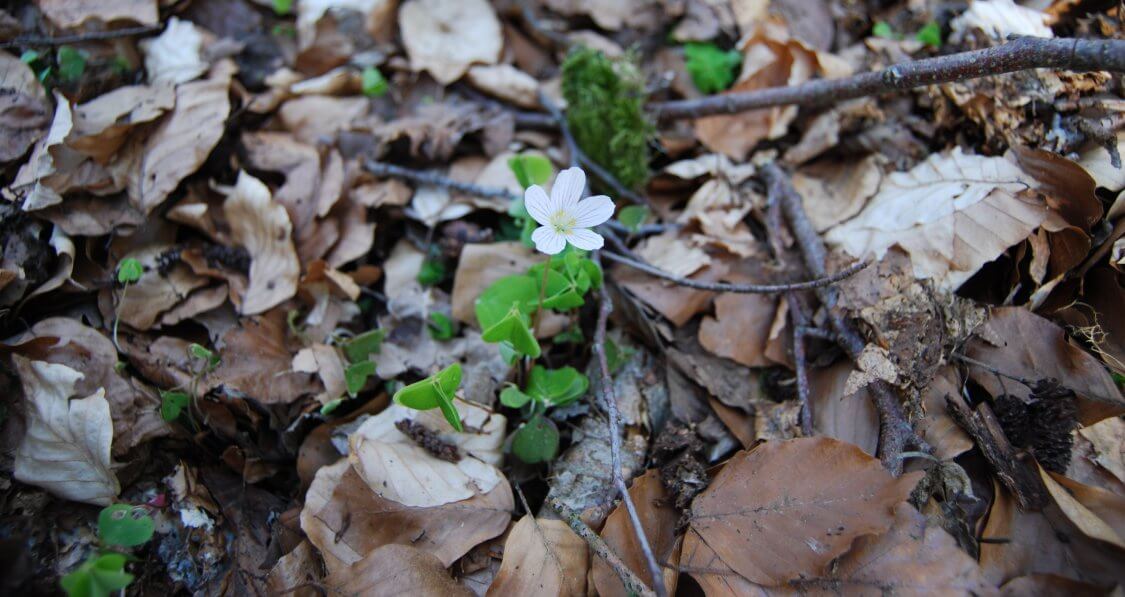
(561, 47, 653, 191)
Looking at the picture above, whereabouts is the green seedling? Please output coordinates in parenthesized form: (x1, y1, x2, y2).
(393, 363, 464, 431)
(683, 42, 742, 94)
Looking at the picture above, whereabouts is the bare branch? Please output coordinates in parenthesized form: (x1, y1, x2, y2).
(548, 498, 657, 597)
(650, 37, 1125, 121)
(602, 251, 869, 294)
(363, 159, 517, 200)
(0, 25, 162, 49)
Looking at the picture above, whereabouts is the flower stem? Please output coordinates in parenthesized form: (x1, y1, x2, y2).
(531, 254, 551, 337)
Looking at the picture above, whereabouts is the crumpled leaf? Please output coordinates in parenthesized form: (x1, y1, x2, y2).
(686, 437, 923, 587)
(826, 148, 1048, 291)
(0, 52, 50, 163)
(348, 400, 506, 507)
(325, 544, 472, 596)
(36, 0, 158, 28)
(140, 18, 208, 85)
(221, 171, 300, 315)
(398, 0, 502, 85)
(488, 515, 588, 596)
(68, 84, 175, 163)
(12, 356, 120, 505)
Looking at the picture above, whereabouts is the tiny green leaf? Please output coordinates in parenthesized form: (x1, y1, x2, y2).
(480, 305, 541, 358)
(117, 258, 143, 284)
(527, 365, 588, 407)
(273, 0, 293, 15)
(617, 205, 649, 232)
(604, 337, 633, 374)
(872, 21, 896, 39)
(345, 360, 376, 397)
(57, 46, 86, 82)
(361, 66, 389, 97)
(500, 385, 533, 409)
(393, 363, 463, 431)
(417, 259, 446, 286)
(428, 312, 455, 340)
(20, 50, 41, 65)
(61, 553, 134, 597)
(683, 42, 742, 94)
(343, 329, 385, 363)
(553, 324, 584, 345)
(159, 391, 190, 422)
(320, 397, 344, 415)
(915, 22, 942, 47)
(98, 504, 154, 547)
(507, 153, 554, 189)
(512, 414, 559, 464)
(188, 343, 219, 369)
(476, 275, 539, 328)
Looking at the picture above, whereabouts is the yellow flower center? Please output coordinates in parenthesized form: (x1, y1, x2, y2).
(550, 210, 576, 234)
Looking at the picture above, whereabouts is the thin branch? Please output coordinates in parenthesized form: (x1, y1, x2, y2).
(548, 498, 657, 597)
(650, 37, 1125, 120)
(0, 25, 162, 49)
(363, 159, 517, 200)
(760, 162, 928, 474)
(602, 251, 869, 294)
(952, 353, 1038, 388)
(591, 280, 667, 597)
(792, 326, 814, 436)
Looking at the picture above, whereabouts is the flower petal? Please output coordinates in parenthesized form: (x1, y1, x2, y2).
(570, 195, 615, 228)
(531, 226, 566, 255)
(524, 185, 552, 227)
(551, 167, 586, 211)
(566, 228, 604, 251)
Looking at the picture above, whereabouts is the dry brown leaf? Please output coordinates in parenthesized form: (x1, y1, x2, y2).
(348, 401, 506, 507)
(592, 470, 681, 597)
(301, 459, 512, 574)
(467, 64, 540, 109)
(965, 307, 1125, 424)
(209, 310, 320, 404)
(221, 171, 300, 315)
(326, 544, 472, 596)
(292, 343, 347, 405)
(843, 343, 900, 396)
(0, 52, 50, 163)
(36, 0, 158, 28)
(130, 69, 231, 212)
(949, 0, 1052, 42)
(687, 437, 923, 587)
(635, 232, 711, 278)
(614, 262, 723, 326)
(826, 148, 1047, 291)
(1042, 470, 1125, 550)
(1078, 417, 1125, 486)
(1078, 131, 1125, 192)
(808, 361, 879, 456)
(140, 18, 208, 85)
(67, 84, 174, 163)
(11, 91, 73, 210)
(698, 292, 780, 368)
(782, 503, 993, 595)
(295, 0, 397, 52)
(265, 541, 320, 597)
(488, 516, 588, 596)
(278, 95, 370, 145)
(981, 482, 1125, 587)
(543, 0, 665, 31)
(918, 366, 973, 460)
(399, 0, 502, 85)
(791, 155, 883, 232)
(116, 244, 209, 330)
(12, 356, 119, 505)
(1000, 574, 1107, 596)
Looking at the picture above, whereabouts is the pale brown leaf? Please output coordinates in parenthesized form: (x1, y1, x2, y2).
(221, 171, 300, 315)
(592, 470, 681, 597)
(398, 0, 502, 85)
(488, 516, 588, 596)
(326, 544, 472, 596)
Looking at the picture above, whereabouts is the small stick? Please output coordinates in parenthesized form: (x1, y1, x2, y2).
(548, 498, 657, 597)
(602, 250, 869, 294)
(591, 281, 668, 597)
(792, 326, 814, 436)
(363, 159, 518, 200)
(952, 353, 1038, 388)
(0, 25, 162, 49)
(649, 37, 1125, 121)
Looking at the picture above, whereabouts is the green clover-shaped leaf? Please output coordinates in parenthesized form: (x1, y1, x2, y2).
(508, 153, 554, 189)
(116, 258, 143, 284)
(98, 504, 154, 547)
(512, 414, 559, 463)
(362, 66, 389, 97)
(500, 385, 533, 409)
(683, 42, 741, 94)
(345, 360, 376, 397)
(393, 363, 463, 431)
(159, 391, 190, 422)
(428, 312, 455, 340)
(480, 305, 540, 358)
(187, 343, 219, 369)
(527, 365, 589, 407)
(61, 553, 133, 597)
(343, 329, 385, 364)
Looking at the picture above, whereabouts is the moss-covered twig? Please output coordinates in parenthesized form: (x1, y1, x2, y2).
(547, 497, 658, 597)
(650, 37, 1125, 121)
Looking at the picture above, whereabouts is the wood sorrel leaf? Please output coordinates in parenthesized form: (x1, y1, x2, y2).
(343, 329, 385, 363)
(61, 553, 133, 597)
(480, 305, 540, 358)
(345, 360, 376, 397)
(393, 363, 464, 431)
(98, 504, 154, 547)
(500, 385, 533, 409)
(159, 390, 190, 422)
(116, 258, 143, 284)
(683, 42, 741, 94)
(512, 414, 559, 463)
(508, 153, 554, 189)
(527, 365, 589, 406)
(476, 275, 539, 329)
(617, 205, 649, 232)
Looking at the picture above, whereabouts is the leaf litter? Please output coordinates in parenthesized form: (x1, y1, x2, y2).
(0, 0, 1123, 595)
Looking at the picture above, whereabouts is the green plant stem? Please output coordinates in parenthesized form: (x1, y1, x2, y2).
(531, 254, 552, 338)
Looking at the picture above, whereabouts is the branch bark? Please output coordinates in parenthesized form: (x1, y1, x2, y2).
(650, 37, 1125, 121)
(602, 251, 869, 294)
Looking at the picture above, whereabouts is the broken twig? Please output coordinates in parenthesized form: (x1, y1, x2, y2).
(602, 251, 869, 294)
(0, 25, 162, 49)
(363, 159, 518, 200)
(650, 37, 1125, 120)
(548, 498, 657, 597)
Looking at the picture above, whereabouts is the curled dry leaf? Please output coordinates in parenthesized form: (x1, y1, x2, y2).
(68, 84, 175, 163)
(12, 356, 120, 506)
(487, 515, 588, 596)
(686, 437, 923, 587)
(326, 544, 472, 596)
(791, 155, 883, 232)
(221, 171, 300, 315)
(1041, 469, 1125, 550)
(348, 401, 506, 507)
(808, 361, 879, 456)
(635, 232, 711, 279)
(292, 343, 347, 405)
(827, 148, 1048, 291)
(965, 307, 1125, 424)
(398, 0, 502, 85)
(141, 18, 208, 85)
(36, 0, 158, 28)
(130, 67, 232, 212)
(592, 470, 681, 597)
(300, 459, 512, 574)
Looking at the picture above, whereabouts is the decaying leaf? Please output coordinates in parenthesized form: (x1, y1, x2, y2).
(12, 356, 120, 506)
(140, 18, 209, 85)
(398, 0, 502, 85)
(325, 544, 472, 596)
(0, 52, 51, 163)
(221, 171, 300, 315)
(592, 470, 681, 597)
(208, 310, 320, 404)
(826, 148, 1048, 290)
(1077, 417, 1125, 486)
(37, 0, 158, 28)
(467, 64, 540, 109)
(488, 515, 588, 596)
(686, 437, 922, 586)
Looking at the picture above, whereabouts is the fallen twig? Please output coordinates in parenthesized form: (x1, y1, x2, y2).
(363, 159, 517, 200)
(0, 25, 163, 49)
(548, 498, 657, 597)
(602, 251, 869, 294)
(650, 37, 1125, 120)
(761, 162, 928, 474)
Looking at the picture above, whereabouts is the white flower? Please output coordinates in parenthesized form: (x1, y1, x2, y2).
(525, 167, 615, 255)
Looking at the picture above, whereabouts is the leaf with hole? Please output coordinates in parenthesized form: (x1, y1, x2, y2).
(98, 504, 154, 547)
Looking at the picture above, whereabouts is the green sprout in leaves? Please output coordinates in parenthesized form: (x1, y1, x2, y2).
(417, 258, 446, 286)
(57, 46, 86, 83)
(62, 504, 155, 596)
(342, 329, 385, 364)
(61, 554, 133, 597)
(393, 363, 464, 431)
(915, 22, 942, 47)
(683, 42, 742, 94)
(508, 153, 554, 189)
(362, 66, 389, 97)
(273, 0, 294, 15)
(345, 360, 376, 397)
(97, 504, 154, 548)
(872, 21, 897, 39)
(512, 414, 560, 463)
(617, 205, 649, 233)
(112, 258, 144, 351)
(561, 47, 653, 191)
(428, 312, 455, 340)
(504, 365, 589, 463)
(159, 390, 190, 422)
